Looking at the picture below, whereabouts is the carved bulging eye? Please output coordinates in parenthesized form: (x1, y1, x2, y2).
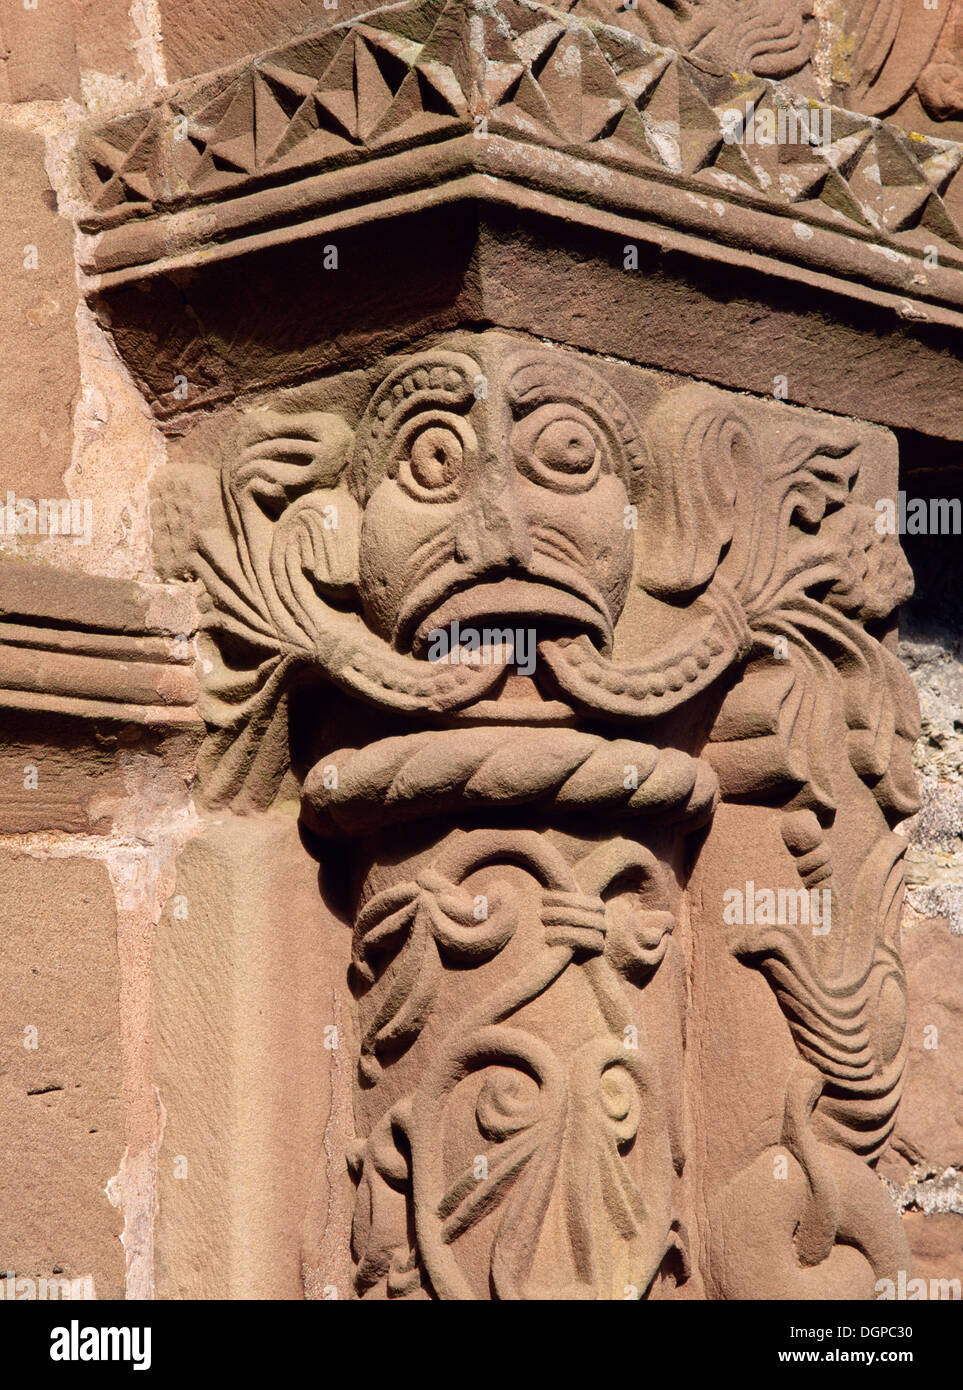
(394, 415, 474, 502)
(534, 419, 597, 476)
(409, 427, 462, 490)
(512, 405, 603, 492)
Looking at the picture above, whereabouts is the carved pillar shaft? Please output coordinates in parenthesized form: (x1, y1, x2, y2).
(304, 744, 713, 1298)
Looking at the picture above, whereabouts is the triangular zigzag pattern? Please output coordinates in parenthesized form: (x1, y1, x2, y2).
(79, 0, 963, 258)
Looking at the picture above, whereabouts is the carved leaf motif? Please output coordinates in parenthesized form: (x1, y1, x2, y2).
(354, 870, 520, 1083)
(541, 386, 865, 727)
(731, 835, 909, 1159)
(407, 1029, 673, 1300)
(346, 830, 687, 1299)
(193, 395, 518, 807)
(844, 0, 948, 115)
(631, 389, 923, 817)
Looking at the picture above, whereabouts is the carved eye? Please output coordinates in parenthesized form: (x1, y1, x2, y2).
(408, 427, 462, 489)
(512, 405, 603, 492)
(395, 417, 473, 502)
(533, 419, 597, 477)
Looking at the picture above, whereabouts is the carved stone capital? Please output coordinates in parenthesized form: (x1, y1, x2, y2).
(143, 327, 919, 1297)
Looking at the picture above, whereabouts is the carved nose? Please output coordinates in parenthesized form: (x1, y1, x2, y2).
(456, 474, 533, 572)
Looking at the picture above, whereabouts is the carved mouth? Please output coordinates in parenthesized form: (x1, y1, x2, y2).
(407, 576, 613, 660)
(441, 671, 578, 726)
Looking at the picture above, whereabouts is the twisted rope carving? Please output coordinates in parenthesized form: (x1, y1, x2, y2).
(303, 726, 718, 835)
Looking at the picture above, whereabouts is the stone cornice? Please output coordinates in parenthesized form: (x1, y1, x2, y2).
(0, 564, 200, 726)
(76, 0, 963, 326)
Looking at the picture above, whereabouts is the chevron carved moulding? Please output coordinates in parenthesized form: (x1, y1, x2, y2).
(67, 0, 954, 1301)
(78, 0, 963, 300)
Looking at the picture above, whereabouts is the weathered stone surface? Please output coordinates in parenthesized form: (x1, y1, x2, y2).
(0, 118, 79, 505)
(149, 0, 963, 143)
(894, 453, 963, 1253)
(71, 0, 143, 90)
(157, 0, 361, 82)
(0, 566, 201, 728)
(890, 919, 963, 1172)
(902, 1212, 963, 1285)
(73, 0, 963, 446)
(0, 850, 124, 1297)
(0, 0, 80, 103)
(899, 457, 963, 788)
(153, 811, 352, 1299)
(82, 211, 963, 445)
(0, 714, 156, 835)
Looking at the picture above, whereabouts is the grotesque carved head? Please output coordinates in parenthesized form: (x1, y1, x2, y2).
(190, 328, 918, 816)
(346, 344, 640, 657)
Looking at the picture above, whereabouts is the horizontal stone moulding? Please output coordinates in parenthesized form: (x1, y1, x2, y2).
(0, 562, 197, 637)
(0, 565, 201, 723)
(75, 0, 963, 321)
